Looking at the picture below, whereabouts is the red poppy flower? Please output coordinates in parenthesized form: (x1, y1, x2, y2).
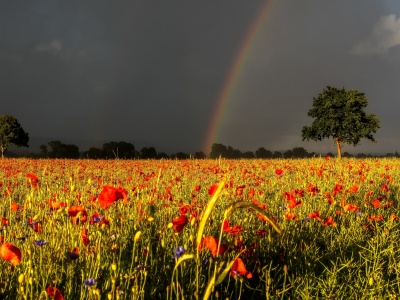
(0, 243, 21, 266)
(308, 210, 322, 221)
(193, 185, 200, 191)
(98, 185, 128, 208)
(221, 220, 231, 232)
(80, 229, 90, 246)
(275, 169, 283, 175)
(323, 216, 337, 227)
(27, 173, 39, 183)
(11, 202, 19, 212)
(325, 155, 331, 160)
(371, 199, 380, 208)
(201, 236, 228, 257)
(208, 185, 218, 196)
(172, 215, 188, 233)
(46, 286, 63, 300)
(68, 206, 88, 225)
(230, 258, 252, 279)
(390, 215, 398, 221)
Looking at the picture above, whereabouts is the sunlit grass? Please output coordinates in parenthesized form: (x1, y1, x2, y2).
(0, 157, 399, 299)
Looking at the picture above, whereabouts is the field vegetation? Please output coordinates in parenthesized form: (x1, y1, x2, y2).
(0, 157, 399, 299)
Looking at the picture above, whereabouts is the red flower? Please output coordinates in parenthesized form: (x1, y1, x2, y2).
(98, 186, 128, 208)
(221, 220, 231, 232)
(208, 185, 218, 196)
(275, 169, 283, 175)
(11, 202, 19, 212)
(390, 215, 398, 221)
(172, 215, 188, 233)
(47, 286, 63, 300)
(323, 216, 337, 227)
(80, 229, 90, 246)
(371, 199, 380, 208)
(68, 206, 88, 225)
(230, 258, 252, 279)
(193, 185, 200, 191)
(0, 243, 21, 266)
(325, 155, 331, 160)
(201, 236, 227, 257)
(308, 210, 322, 221)
(27, 173, 39, 184)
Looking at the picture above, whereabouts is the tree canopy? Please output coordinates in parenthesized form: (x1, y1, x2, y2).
(0, 115, 29, 159)
(301, 86, 381, 158)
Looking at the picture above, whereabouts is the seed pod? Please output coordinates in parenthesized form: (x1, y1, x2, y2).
(134, 231, 142, 242)
(18, 274, 25, 284)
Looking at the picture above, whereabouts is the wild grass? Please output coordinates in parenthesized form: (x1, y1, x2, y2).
(0, 157, 399, 299)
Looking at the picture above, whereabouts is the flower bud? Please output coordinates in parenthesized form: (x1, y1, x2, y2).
(111, 263, 117, 271)
(134, 231, 142, 242)
(18, 274, 25, 284)
(147, 216, 154, 222)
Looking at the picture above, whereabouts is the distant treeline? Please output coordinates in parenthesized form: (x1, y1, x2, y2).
(4, 141, 400, 159)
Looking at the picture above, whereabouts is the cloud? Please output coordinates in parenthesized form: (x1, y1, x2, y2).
(351, 14, 400, 54)
(34, 39, 62, 52)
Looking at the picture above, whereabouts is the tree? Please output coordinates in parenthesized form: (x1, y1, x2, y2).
(47, 141, 79, 159)
(342, 152, 353, 158)
(117, 141, 135, 159)
(301, 86, 381, 159)
(157, 152, 169, 159)
(292, 147, 308, 158)
(356, 153, 367, 158)
(194, 151, 207, 159)
(326, 152, 335, 157)
(40, 144, 49, 158)
(102, 142, 119, 159)
(272, 151, 282, 159)
(308, 152, 317, 158)
(283, 150, 294, 159)
(255, 147, 272, 159)
(209, 143, 228, 159)
(0, 115, 29, 159)
(242, 151, 255, 159)
(84, 147, 104, 159)
(140, 147, 157, 159)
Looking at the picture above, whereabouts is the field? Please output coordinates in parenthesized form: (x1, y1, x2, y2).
(0, 157, 399, 300)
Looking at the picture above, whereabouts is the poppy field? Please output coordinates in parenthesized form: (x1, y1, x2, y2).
(0, 157, 399, 300)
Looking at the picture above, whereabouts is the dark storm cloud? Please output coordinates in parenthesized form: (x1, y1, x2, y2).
(1, 0, 399, 155)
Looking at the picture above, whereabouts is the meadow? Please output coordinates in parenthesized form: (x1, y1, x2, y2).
(0, 157, 399, 300)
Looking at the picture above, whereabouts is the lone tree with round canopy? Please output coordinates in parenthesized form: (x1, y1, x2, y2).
(0, 115, 29, 159)
(301, 86, 380, 159)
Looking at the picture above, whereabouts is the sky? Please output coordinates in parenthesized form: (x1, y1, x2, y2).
(1, 0, 400, 156)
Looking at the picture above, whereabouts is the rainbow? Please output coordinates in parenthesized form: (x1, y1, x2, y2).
(203, 0, 277, 154)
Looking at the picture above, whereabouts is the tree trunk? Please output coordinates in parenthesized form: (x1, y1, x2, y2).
(336, 138, 342, 159)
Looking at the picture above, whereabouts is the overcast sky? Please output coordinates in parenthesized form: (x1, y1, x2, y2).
(1, 0, 400, 155)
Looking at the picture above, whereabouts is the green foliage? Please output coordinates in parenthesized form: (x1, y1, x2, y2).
(272, 151, 282, 159)
(241, 151, 255, 159)
(157, 152, 169, 159)
(283, 149, 294, 159)
(46, 141, 80, 159)
(194, 151, 207, 159)
(0, 115, 29, 158)
(255, 147, 272, 158)
(292, 147, 308, 158)
(302, 86, 381, 150)
(140, 147, 157, 159)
